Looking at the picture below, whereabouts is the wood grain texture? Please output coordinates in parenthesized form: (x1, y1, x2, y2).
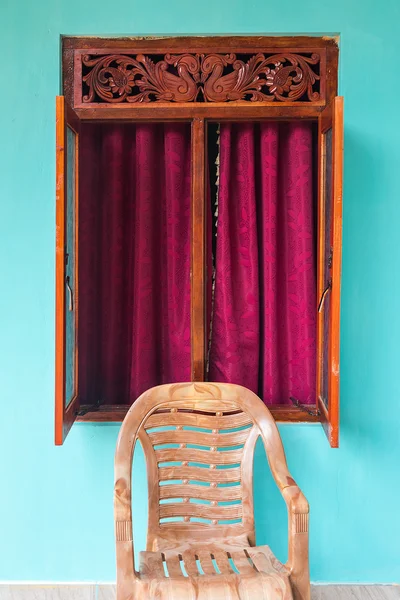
(159, 483, 243, 501)
(191, 119, 206, 381)
(155, 447, 244, 464)
(148, 427, 249, 446)
(159, 502, 242, 520)
(63, 35, 339, 50)
(114, 382, 311, 599)
(79, 51, 323, 105)
(64, 35, 338, 113)
(55, 96, 80, 445)
(158, 464, 241, 483)
(146, 410, 253, 428)
(316, 97, 344, 448)
(77, 404, 320, 423)
(59, 36, 341, 438)
(327, 96, 344, 448)
(75, 103, 325, 121)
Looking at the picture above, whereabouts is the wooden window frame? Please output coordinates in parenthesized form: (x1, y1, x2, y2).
(55, 96, 81, 444)
(316, 96, 344, 447)
(56, 35, 342, 445)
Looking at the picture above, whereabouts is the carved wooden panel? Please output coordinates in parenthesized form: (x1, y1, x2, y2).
(79, 51, 322, 105)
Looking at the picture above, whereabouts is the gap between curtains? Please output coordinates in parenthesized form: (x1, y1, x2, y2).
(78, 123, 192, 405)
(208, 122, 317, 405)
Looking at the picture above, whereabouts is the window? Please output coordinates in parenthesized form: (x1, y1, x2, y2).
(56, 36, 343, 446)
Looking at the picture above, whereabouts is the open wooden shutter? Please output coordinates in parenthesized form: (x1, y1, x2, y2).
(55, 96, 80, 445)
(316, 96, 344, 447)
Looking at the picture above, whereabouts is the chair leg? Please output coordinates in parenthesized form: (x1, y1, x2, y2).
(290, 570, 311, 600)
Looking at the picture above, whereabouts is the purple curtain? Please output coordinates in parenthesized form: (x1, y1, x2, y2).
(78, 123, 192, 405)
(209, 122, 316, 405)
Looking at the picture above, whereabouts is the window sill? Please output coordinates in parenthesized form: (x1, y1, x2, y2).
(76, 404, 320, 423)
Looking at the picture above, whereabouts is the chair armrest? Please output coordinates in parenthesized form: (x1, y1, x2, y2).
(282, 485, 310, 600)
(115, 449, 139, 584)
(255, 416, 310, 600)
(282, 484, 309, 515)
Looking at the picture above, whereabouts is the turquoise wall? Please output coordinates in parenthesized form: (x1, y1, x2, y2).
(1, 0, 400, 584)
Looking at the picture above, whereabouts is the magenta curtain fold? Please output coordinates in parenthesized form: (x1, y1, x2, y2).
(78, 123, 191, 405)
(209, 122, 316, 405)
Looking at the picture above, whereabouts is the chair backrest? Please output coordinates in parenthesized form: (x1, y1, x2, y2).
(114, 382, 290, 552)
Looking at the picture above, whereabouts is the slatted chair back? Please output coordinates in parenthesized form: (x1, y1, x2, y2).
(141, 393, 258, 549)
(116, 382, 292, 550)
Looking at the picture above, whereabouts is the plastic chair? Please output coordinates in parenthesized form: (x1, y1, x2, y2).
(114, 382, 310, 599)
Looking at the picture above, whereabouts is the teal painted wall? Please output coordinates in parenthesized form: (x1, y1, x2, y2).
(1, 0, 400, 584)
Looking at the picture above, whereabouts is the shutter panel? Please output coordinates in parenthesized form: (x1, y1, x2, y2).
(55, 96, 80, 444)
(316, 96, 344, 447)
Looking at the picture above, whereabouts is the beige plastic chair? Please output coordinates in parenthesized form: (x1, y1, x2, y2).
(114, 382, 310, 600)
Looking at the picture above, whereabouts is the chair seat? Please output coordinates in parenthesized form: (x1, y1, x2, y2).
(138, 544, 293, 600)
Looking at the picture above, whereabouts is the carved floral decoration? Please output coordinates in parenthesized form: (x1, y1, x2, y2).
(82, 52, 321, 104)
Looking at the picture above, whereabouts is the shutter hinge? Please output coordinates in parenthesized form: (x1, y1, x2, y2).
(290, 397, 320, 418)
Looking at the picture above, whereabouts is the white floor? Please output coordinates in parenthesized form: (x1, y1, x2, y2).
(0, 584, 399, 599)
(311, 586, 400, 599)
